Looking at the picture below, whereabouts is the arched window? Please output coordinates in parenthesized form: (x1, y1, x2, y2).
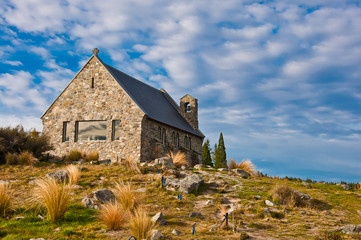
(158, 127, 162, 140)
(184, 136, 190, 149)
(189, 137, 191, 150)
(184, 102, 192, 113)
(176, 133, 179, 148)
(162, 128, 166, 144)
(171, 132, 175, 145)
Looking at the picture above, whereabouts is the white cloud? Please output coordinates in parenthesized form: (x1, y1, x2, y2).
(3, 60, 23, 66)
(30, 46, 51, 59)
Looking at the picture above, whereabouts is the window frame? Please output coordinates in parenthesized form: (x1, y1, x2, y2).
(62, 121, 70, 142)
(75, 120, 107, 142)
(112, 120, 121, 141)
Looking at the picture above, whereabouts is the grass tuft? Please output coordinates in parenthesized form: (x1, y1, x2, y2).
(314, 231, 344, 240)
(67, 149, 83, 162)
(121, 157, 141, 174)
(229, 158, 255, 175)
(18, 151, 38, 166)
(66, 165, 80, 185)
(113, 182, 139, 213)
(98, 202, 127, 230)
(0, 182, 12, 217)
(85, 150, 99, 162)
(130, 208, 156, 239)
(32, 178, 71, 221)
(166, 151, 189, 168)
(5, 153, 18, 165)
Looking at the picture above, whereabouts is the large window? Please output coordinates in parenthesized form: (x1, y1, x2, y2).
(62, 121, 70, 142)
(112, 120, 121, 140)
(76, 121, 107, 141)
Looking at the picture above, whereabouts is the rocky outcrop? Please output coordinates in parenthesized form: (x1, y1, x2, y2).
(46, 170, 69, 181)
(165, 174, 204, 193)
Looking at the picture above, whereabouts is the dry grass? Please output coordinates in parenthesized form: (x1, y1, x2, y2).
(130, 208, 156, 239)
(5, 153, 18, 165)
(271, 185, 303, 207)
(32, 178, 71, 221)
(66, 165, 80, 185)
(121, 157, 141, 174)
(113, 182, 139, 213)
(98, 202, 127, 230)
(229, 158, 255, 175)
(18, 151, 38, 166)
(66, 149, 83, 162)
(86, 150, 99, 162)
(0, 182, 12, 217)
(166, 151, 189, 168)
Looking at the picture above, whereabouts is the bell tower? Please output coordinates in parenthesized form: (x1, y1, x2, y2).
(180, 94, 198, 130)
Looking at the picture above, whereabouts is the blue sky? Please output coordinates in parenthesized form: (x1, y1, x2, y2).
(1, 0, 361, 182)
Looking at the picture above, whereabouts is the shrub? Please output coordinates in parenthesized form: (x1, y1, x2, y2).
(66, 165, 80, 185)
(0, 182, 12, 217)
(66, 149, 82, 162)
(271, 185, 307, 207)
(229, 158, 255, 175)
(113, 182, 139, 213)
(18, 151, 38, 166)
(166, 151, 189, 168)
(85, 150, 99, 162)
(33, 178, 71, 221)
(98, 202, 127, 230)
(121, 157, 141, 174)
(5, 153, 18, 165)
(130, 208, 155, 239)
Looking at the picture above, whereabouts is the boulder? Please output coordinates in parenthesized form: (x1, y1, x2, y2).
(217, 168, 228, 172)
(172, 229, 181, 236)
(302, 181, 311, 187)
(165, 174, 204, 193)
(155, 157, 175, 168)
(294, 190, 312, 200)
(341, 184, 350, 190)
(81, 197, 100, 209)
(205, 200, 214, 206)
(193, 164, 204, 170)
(151, 212, 166, 226)
(93, 189, 115, 203)
(189, 212, 203, 218)
(231, 169, 250, 177)
(46, 170, 69, 181)
(98, 159, 111, 165)
(254, 195, 261, 200)
(265, 200, 277, 207)
(342, 224, 361, 234)
(150, 230, 164, 240)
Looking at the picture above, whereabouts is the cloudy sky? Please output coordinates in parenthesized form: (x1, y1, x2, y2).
(1, 0, 361, 182)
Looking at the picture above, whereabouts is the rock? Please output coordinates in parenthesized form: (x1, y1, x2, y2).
(217, 168, 228, 172)
(98, 159, 111, 165)
(172, 229, 181, 236)
(231, 169, 250, 177)
(150, 229, 164, 240)
(342, 224, 361, 234)
(193, 164, 204, 170)
(221, 198, 231, 204)
(81, 197, 100, 209)
(15, 216, 24, 220)
(341, 184, 350, 190)
(165, 174, 204, 193)
(265, 200, 277, 207)
(189, 212, 203, 218)
(151, 212, 166, 226)
(302, 181, 311, 187)
(205, 200, 214, 206)
(46, 170, 69, 181)
(294, 190, 312, 200)
(209, 227, 217, 232)
(155, 157, 175, 168)
(90, 161, 99, 165)
(38, 215, 44, 220)
(93, 189, 115, 203)
(181, 166, 186, 170)
(30, 238, 45, 240)
(254, 195, 261, 200)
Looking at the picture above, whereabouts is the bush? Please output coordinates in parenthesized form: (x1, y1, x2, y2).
(18, 151, 38, 166)
(66, 150, 82, 162)
(0, 182, 12, 217)
(85, 150, 99, 162)
(0, 125, 52, 164)
(33, 178, 71, 221)
(98, 202, 127, 230)
(130, 208, 155, 239)
(5, 153, 18, 165)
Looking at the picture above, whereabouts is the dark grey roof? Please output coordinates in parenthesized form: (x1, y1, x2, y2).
(102, 63, 204, 138)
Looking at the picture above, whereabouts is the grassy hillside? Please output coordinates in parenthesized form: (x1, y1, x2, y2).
(0, 162, 361, 239)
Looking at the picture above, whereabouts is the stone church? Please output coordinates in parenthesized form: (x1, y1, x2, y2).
(41, 48, 204, 164)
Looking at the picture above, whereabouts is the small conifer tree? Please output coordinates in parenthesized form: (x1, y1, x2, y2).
(202, 139, 213, 166)
(214, 132, 227, 169)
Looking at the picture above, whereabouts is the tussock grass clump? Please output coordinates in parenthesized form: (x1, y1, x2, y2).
(130, 208, 156, 239)
(229, 158, 255, 175)
(33, 178, 71, 221)
(66, 165, 80, 185)
(121, 157, 141, 174)
(66, 149, 82, 162)
(0, 182, 12, 217)
(18, 151, 38, 166)
(85, 150, 99, 162)
(5, 153, 18, 165)
(166, 151, 189, 168)
(113, 182, 139, 213)
(314, 231, 343, 240)
(271, 185, 306, 207)
(98, 202, 127, 230)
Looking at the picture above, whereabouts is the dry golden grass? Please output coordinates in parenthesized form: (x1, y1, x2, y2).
(0, 182, 12, 217)
(166, 151, 189, 168)
(66, 149, 82, 162)
(98, 202, 127, 230)
(66, 165, 80, 185)
(113, 182, 139, 213)
(130, 208, 156, 239)
(33, 178, 71, 221)
(121, 157, 141, 174)
(86, 150, 99, 162)
(18, 151, 38, 166)
(229, 158, 255, 175)
(271, 185, 302, 207)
